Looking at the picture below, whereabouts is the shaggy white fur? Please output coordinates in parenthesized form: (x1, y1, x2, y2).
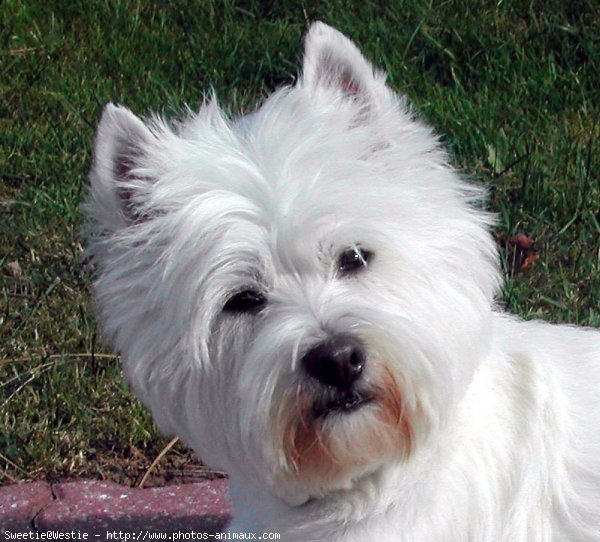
(84, 22, 600, 541)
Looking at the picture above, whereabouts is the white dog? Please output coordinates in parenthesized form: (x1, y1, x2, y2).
(84, 22, 600, 541)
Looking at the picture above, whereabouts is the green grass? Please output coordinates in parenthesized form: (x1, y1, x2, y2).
(1, 0, 599, 484)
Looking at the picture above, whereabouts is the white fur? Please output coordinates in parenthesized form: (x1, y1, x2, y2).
(84, 22, 600, 541)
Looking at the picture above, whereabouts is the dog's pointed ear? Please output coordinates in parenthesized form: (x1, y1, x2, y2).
(301, 22, 389, 110)
(88, 103, 155, 228)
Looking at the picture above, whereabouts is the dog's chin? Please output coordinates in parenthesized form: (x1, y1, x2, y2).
(311, 388, 374, 420)
(275, 374, 412, 495)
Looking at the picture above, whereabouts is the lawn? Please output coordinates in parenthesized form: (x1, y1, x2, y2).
(1, 0, 598, 485)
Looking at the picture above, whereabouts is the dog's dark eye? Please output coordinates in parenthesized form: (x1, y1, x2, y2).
(223, 289, 266, 313)
(338, 247, 372, 276)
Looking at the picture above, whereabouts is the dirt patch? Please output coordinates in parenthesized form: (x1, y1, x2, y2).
(2, 441, 225, 488)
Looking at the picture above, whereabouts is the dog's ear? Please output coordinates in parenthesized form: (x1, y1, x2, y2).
(301, 22, 389, 112)
(87, 103, 155, 229)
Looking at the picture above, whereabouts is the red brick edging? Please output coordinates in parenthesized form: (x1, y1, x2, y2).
(0, 479, 231, 537)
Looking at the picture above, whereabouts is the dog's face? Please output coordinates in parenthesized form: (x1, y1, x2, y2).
(85, 23, 500, 502)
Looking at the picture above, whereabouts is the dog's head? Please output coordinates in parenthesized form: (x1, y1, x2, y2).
(84, 23, 500, 502)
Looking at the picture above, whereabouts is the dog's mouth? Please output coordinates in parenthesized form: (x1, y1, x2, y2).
(312, 389, 374, 419)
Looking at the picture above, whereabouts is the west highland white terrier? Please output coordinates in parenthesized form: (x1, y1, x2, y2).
(84, 22, 600, 541)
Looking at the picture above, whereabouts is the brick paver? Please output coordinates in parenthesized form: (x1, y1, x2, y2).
(0, 481, 53, 533)
(0, 479, 231, 539)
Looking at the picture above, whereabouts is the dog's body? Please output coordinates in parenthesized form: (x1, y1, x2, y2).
(84, 23, 600, 541)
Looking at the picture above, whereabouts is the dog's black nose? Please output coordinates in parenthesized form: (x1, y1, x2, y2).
(301, 334, 366, 389)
